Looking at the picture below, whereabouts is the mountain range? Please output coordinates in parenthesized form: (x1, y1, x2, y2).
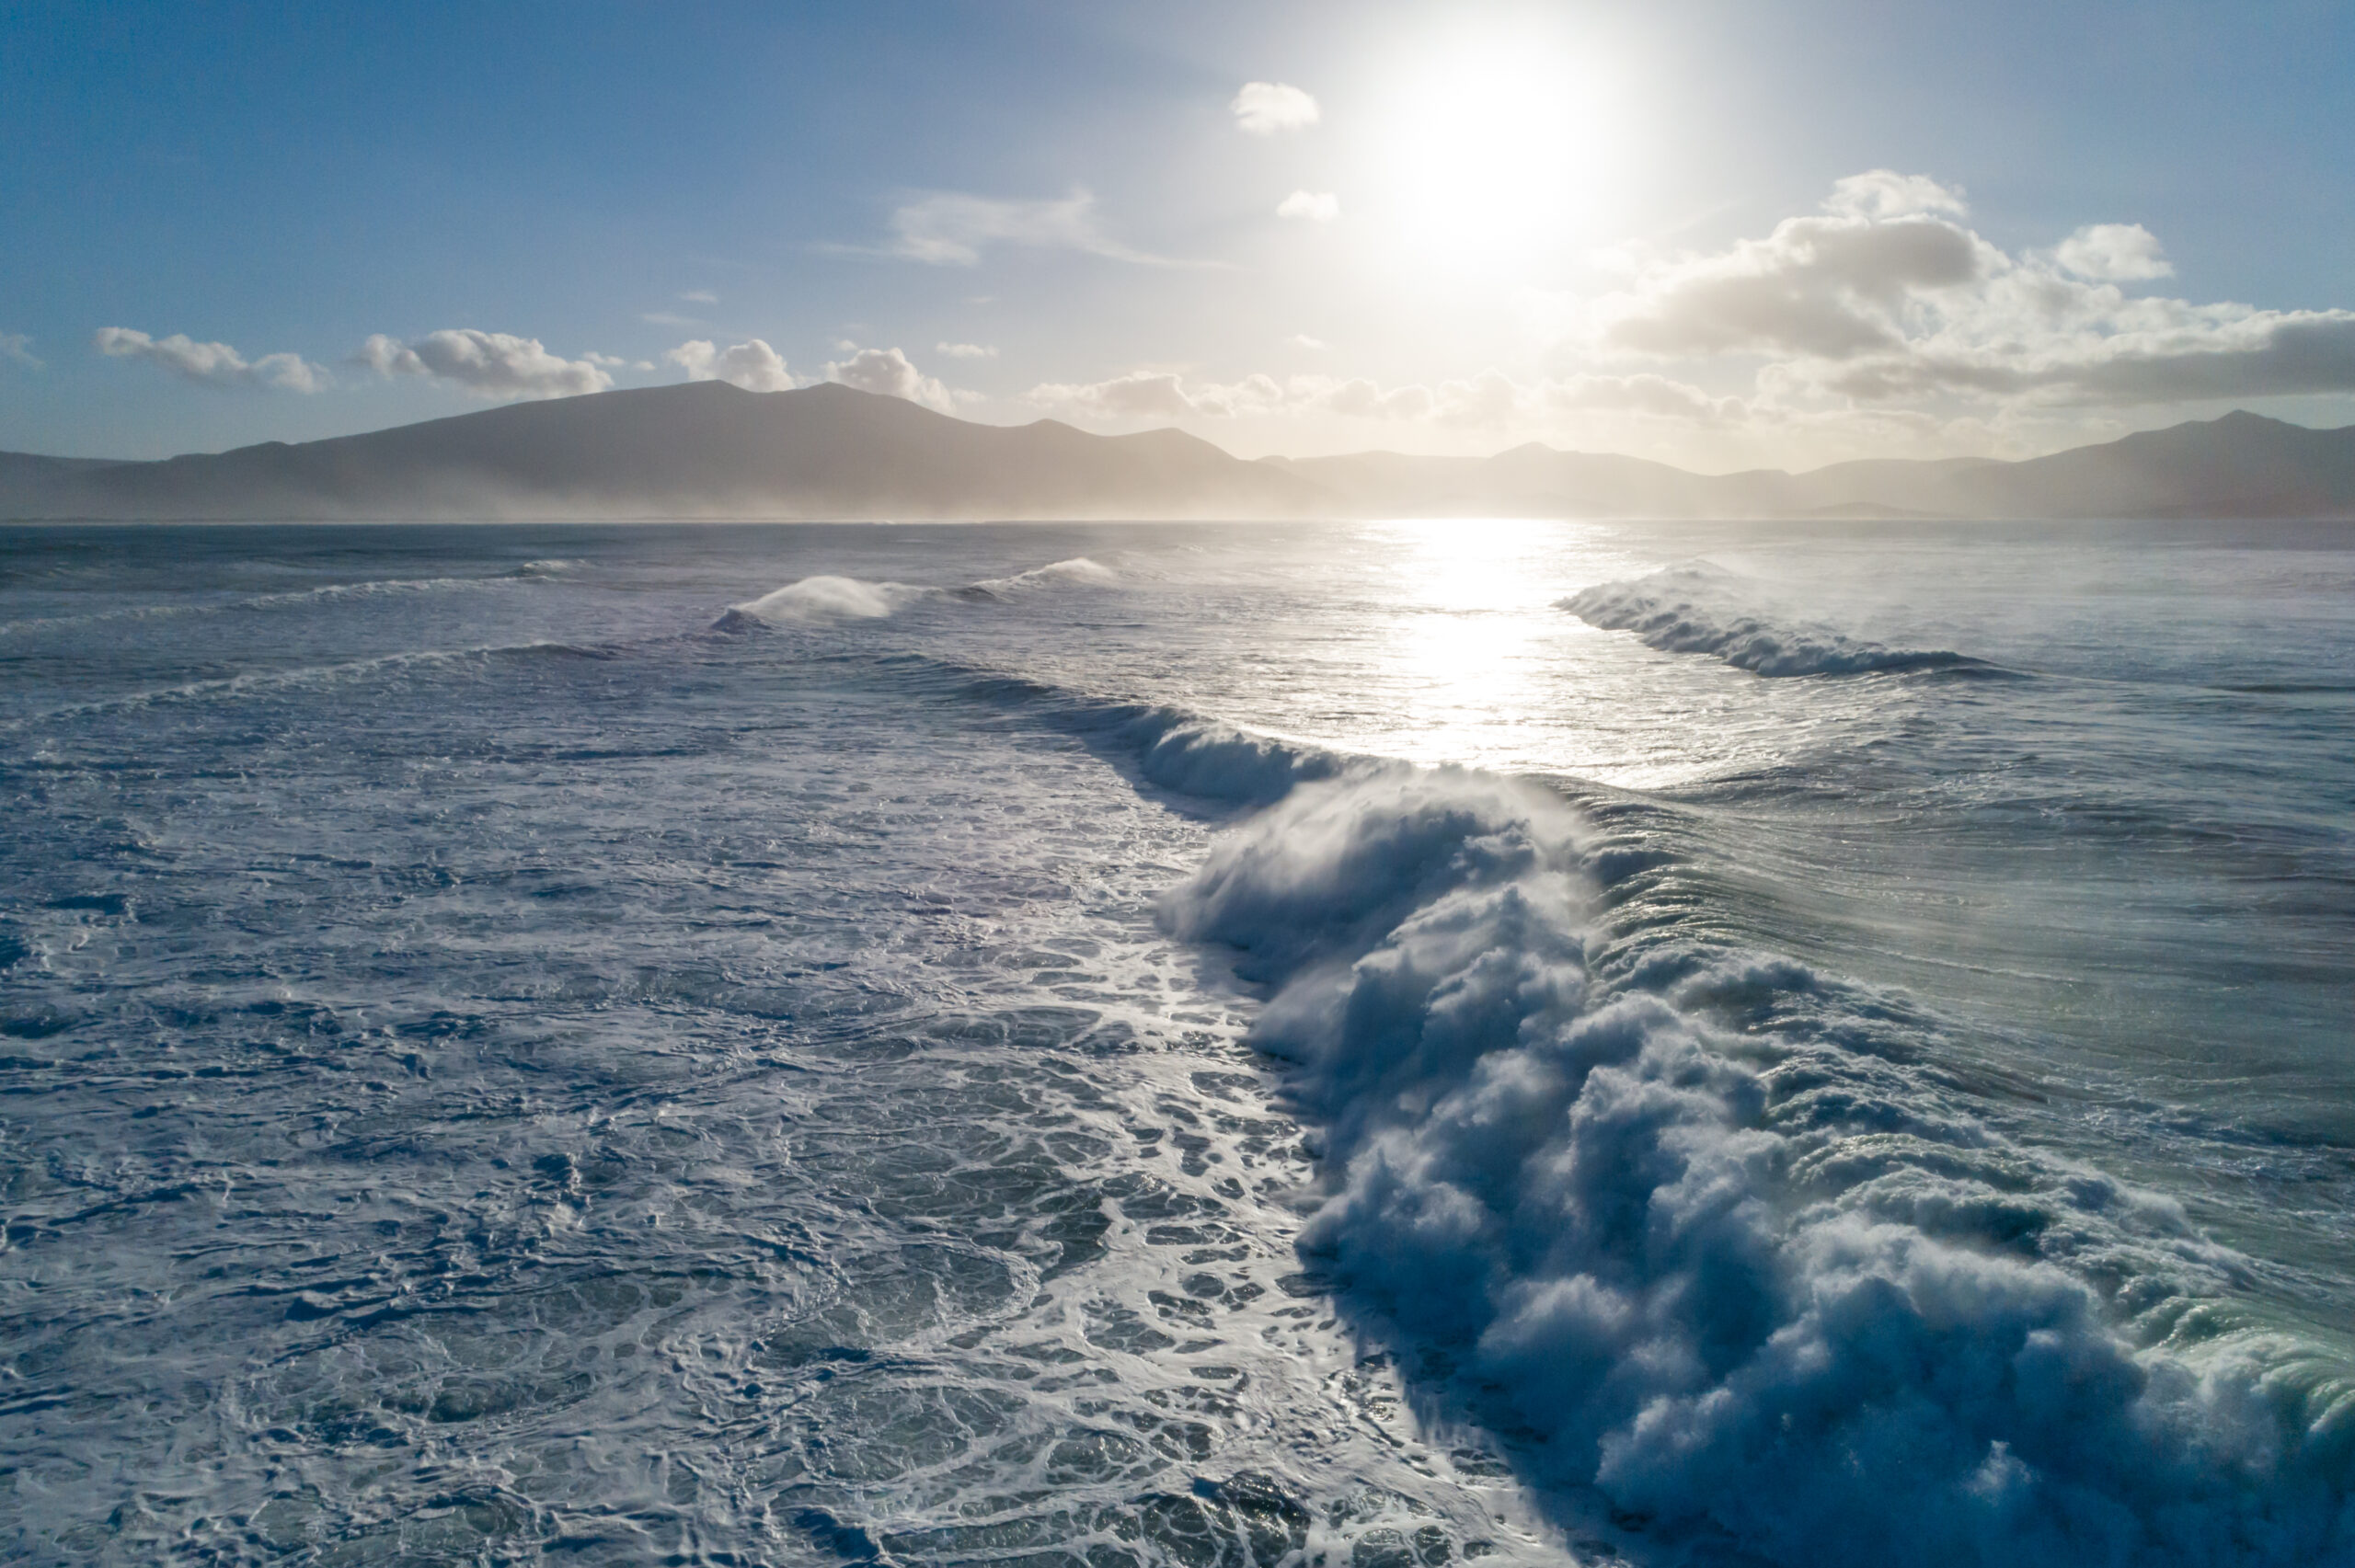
(4, 381, 2351, 521)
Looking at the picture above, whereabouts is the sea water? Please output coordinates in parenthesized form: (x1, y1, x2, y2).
(0, 519, 2349, 1566)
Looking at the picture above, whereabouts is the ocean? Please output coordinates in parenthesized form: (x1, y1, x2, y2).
(0, 518, 2349, 1566)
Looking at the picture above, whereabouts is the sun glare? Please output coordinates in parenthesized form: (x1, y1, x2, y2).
(1366, 27, 1623, 278)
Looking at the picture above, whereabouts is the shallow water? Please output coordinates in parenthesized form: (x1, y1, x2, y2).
(0, 519, 2349, 1566)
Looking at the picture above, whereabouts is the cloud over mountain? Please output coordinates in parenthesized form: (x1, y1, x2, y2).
(666, 338, 795, 392)
(1589, 172, 2355, 411)
(825, 346, 954, 411)
(355, 329, 610, 399)
(96, 327, 328, 392)
(1028, 368, 1737, 429)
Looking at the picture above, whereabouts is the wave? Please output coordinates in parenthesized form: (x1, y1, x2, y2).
(966, 555, 1119, 599)
(722, 575, 937, 626)
(5, 641, 614, 729)
(721, 558, 1118, 628)
(1562, 566, 1982, 677)
(0, 574, 517, 638)
(1016, 703, 2353, 1565)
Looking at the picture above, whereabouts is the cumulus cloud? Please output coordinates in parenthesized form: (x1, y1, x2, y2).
(935, 341, 997, 358)
(1589, 172, 2355, 409)
(1821, 167, 1969, 221)
(1028, 368, 1740, 429)
(824, 346, 954, 412)
(1232, 81, 1319, 135)
(2, 333, 41, 371)
(354, 330, 612, 400)
(95, 327, 328, 393)
(1594, 206, 1992, 361)
(887, 190, 1163, 266)
(1030, 371, 1216, 421)
(1277, 189, 1340, 222)
(2055, 223, 2172, 281)
(664, 338, 795, 392)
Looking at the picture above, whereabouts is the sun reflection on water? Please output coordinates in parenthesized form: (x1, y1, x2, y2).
(1350, 516, 1582, 769)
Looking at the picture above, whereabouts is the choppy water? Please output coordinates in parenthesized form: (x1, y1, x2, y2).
(1, 519, 2349, 1566)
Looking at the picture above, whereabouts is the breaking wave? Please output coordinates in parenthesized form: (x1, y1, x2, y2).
(1562, 566, 1982, 677)
(1051, 704, 2355, 1566)
(721, 558, 1117, 627)
(968, 555, 1118, 598)
(724, 575, 936, 625)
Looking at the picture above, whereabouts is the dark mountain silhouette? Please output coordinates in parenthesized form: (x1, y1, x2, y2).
(3, 383, 2350, 521)
(0, 382, 1331, 521)
(1274, 413, 2355, 520)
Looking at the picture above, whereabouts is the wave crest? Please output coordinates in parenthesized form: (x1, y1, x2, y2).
(725, 575, 936, 625)
(725, 558, 1118, 627)
(1155, 755, 2351, 1566)
(1562, 566, 1977, 677)
(969, 555, 1118, 597)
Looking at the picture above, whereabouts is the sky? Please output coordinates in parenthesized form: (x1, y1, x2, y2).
(6, 0, 2354, 470)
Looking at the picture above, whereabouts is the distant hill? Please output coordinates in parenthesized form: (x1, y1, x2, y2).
(0, 382, 1334, 521)
(3, 385, 2350, 521)
(1275, 412, 2355, 521)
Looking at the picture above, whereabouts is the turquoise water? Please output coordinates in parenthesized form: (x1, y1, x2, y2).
(1, 519, 2349, 1565)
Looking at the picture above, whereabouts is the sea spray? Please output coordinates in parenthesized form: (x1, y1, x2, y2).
(1563, 564, 1978, 677)
(1158, 749, 2354, 1567)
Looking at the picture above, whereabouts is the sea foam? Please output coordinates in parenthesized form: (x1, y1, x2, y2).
(1132, 721, 2353, 1567)
(1563, 565, 1976, 677)
(728, 574, 933, 624)
(725, 558, 1117, 626)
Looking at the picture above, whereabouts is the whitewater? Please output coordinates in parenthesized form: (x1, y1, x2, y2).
(1, 518, 2349, 1567)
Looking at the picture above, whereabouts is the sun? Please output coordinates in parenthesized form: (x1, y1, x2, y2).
(1363, 25, 1624, 278)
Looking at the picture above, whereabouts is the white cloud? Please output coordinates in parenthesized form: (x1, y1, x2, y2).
(1277, 190, 1340, 223)
(1821, 168, 1968, 222)
(1594, 206, 1993, 361)
(1030, 371, 1214, 421)
(2, 333, 41, 371)
(1027, 368, 1739, 429)
(95, 327, 327, 393)
(641, 311, 702, 326)
(679, 290, 719, 304)
(664, 338, 795, 392)
(935, 341, 997, 358)
(886, 190, 1162, 267)
(2054, 223, 2172, 281)
(1232, 81, 1319, 135)
(582, 351, 631, 368)
(1288, 335, 1328, 350)
(824, 346, 954, 411)
(1583, 172, 2355, 409)
(354, 329, 611, 400)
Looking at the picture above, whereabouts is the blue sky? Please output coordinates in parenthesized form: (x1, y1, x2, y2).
(6, 0, 2353, 467)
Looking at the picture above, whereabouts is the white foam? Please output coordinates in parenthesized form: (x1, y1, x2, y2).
(1563, 565, 1973, 677)
(729, 575, 933, 624)
(973, 555, 1119, 595)
(1152, 750, 2355, 1566)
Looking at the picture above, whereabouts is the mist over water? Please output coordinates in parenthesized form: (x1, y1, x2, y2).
(2, 519, 2350, 1566)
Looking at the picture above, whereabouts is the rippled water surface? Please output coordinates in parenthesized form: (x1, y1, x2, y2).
(1, 520, 2349, 1566)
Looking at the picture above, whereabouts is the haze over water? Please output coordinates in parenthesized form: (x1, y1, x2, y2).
(2, 519, 2349, 1565)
